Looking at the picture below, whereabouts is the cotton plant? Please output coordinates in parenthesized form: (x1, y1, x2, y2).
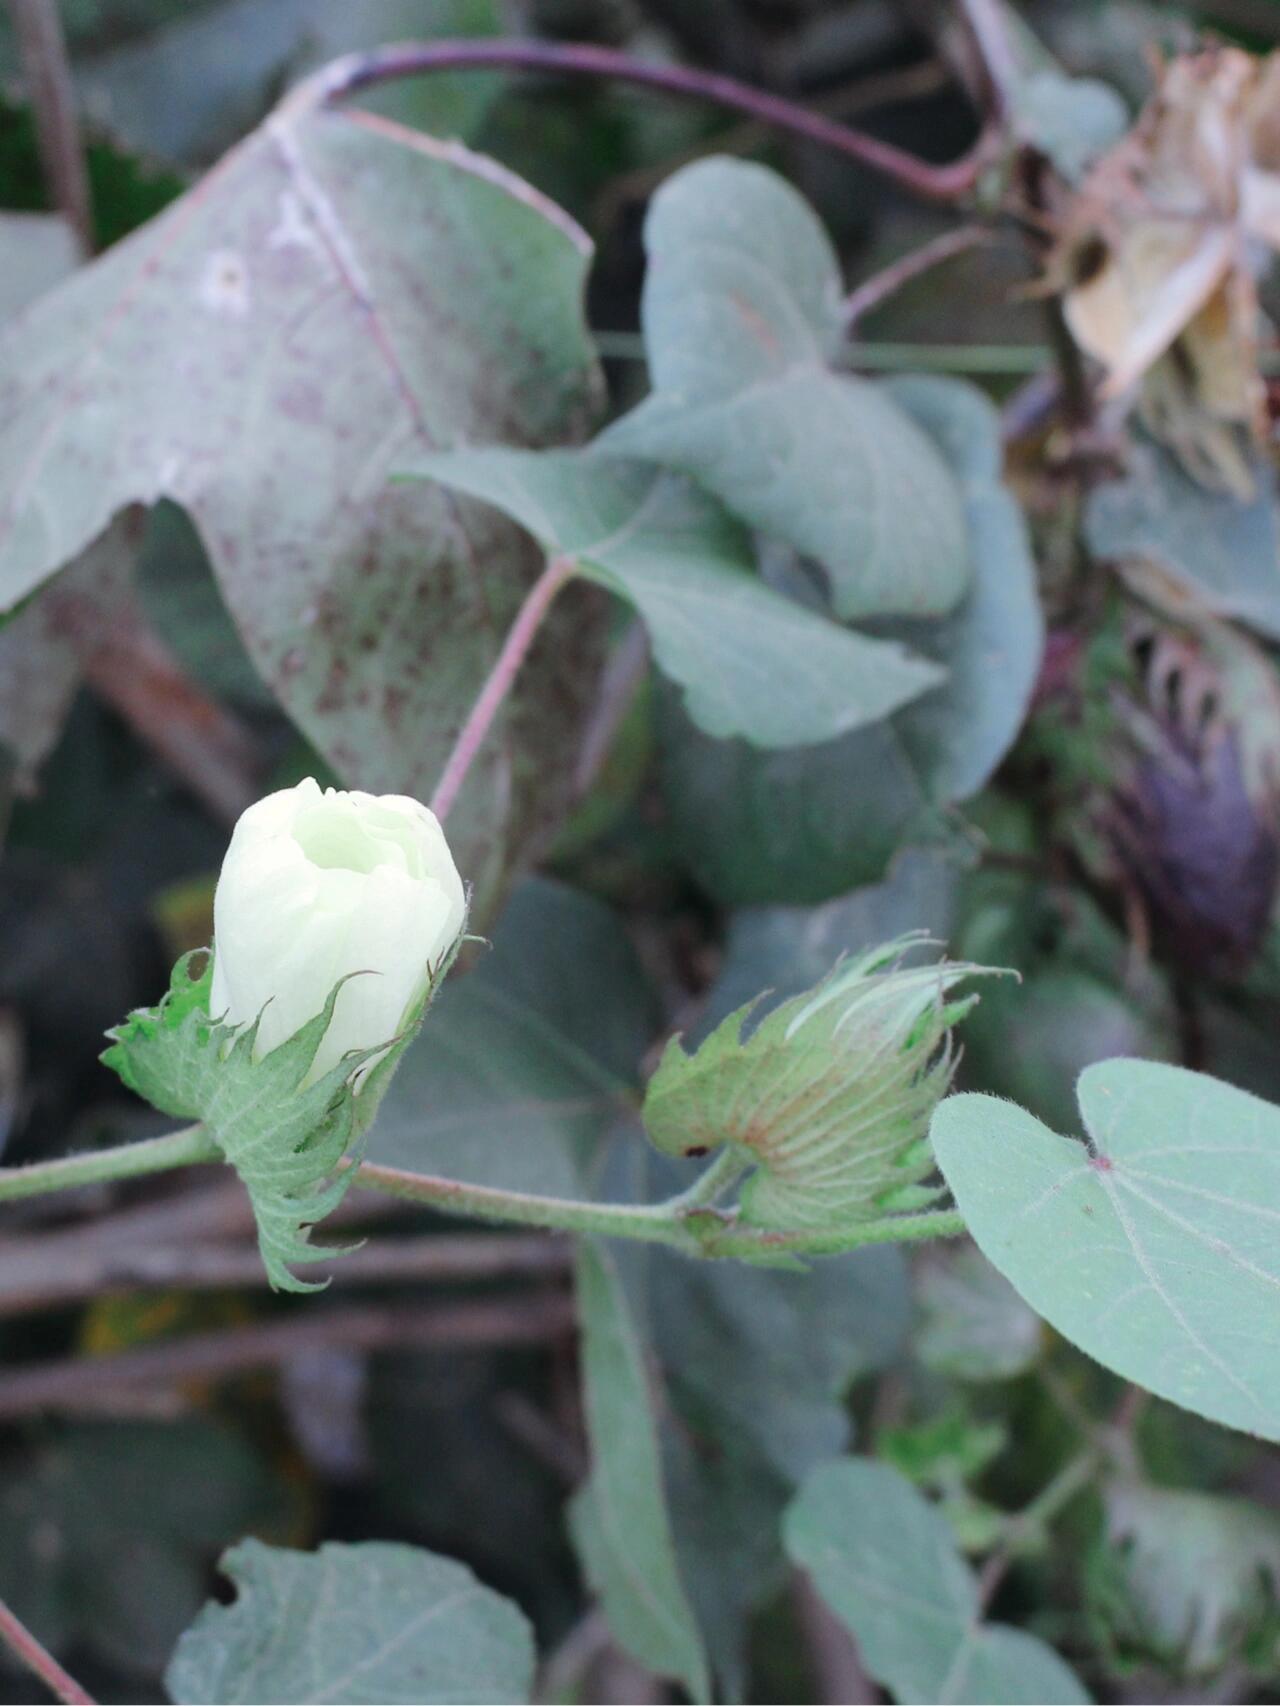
(4, 22, 1280, 1703)
(0, 772, 998, 1290)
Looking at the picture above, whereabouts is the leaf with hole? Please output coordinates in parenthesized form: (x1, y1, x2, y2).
(932, 1059, 1280, 1441)
(166, 1538, 535, 1704)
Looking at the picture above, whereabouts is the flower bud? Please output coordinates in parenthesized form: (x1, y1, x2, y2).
(643, 938, 994, 1230)
(210, 777, 466, 1084)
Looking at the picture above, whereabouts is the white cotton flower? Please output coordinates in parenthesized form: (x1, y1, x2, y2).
(209, 777, 466, 1084)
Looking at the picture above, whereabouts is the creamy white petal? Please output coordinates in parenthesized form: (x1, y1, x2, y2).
(209, 777, 465, 1086)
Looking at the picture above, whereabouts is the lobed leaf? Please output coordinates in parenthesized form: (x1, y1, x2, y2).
(0, 89, 600, 902)
(1088, 1479, 1280, 1680)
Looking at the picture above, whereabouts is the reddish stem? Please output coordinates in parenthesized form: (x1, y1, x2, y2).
(310, 39, 992, 204)
(0, 1596, 95, 1706)
(430, 555, 576, 823)
(8, 0, 94, 254)
(844, 225, 993, 327)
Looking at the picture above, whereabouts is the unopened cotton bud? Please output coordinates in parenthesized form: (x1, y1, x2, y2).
(642, 937, 994, 1230)
(210, 777, 466, 1083)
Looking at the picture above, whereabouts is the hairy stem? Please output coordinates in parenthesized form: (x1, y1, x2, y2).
(353, 1159, 966, 1258)
(0, 1125, 219, 1206)
(353, 1158, 707, 1251)
(659, 1146, 750, 1211)
(301, 39, 993, 204)
(430, 553, 576, 823)
(0, 1595, 95, 1706)
(696, 1207, 969, 1258)
(0, 1127, 967, 1261)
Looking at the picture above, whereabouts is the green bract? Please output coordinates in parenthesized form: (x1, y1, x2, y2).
(641, 936, 995, 1232)
(102, 945, 455, 1291)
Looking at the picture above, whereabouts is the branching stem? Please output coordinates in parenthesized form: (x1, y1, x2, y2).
(302, 39, 994, 205)
(975, 1448, 1101, 1611)
(0, 1127, 967, 1262)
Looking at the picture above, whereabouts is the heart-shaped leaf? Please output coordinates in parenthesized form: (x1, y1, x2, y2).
(932, 1059, 1280, 1441)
